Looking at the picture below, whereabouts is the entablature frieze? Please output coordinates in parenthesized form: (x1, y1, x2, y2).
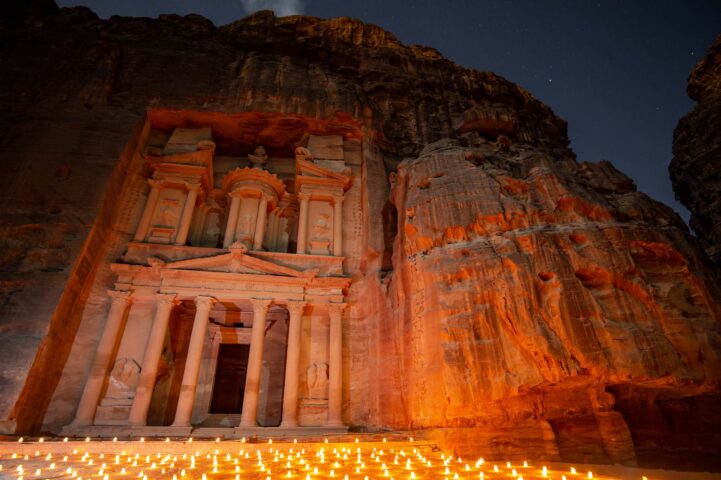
(122, 243, 345, 276)
(227, 183, 275, 198)
(296, 182, 345, 202)
(222, 167, 285, 202)
(150, 164, 212, 195)
(149, 173, 206, 195)
(110, 261, 350, 303)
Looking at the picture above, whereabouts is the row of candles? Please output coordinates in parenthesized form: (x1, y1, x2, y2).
(0, 437, 648, 480)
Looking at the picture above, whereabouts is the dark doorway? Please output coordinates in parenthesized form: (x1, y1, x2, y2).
(210, 344, 250, 414)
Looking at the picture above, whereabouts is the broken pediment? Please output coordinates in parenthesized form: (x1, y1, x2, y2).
(163, 127, 214, 155)
(307, 135, 344, 160)
(157, 244, 314, 277)
(295, 158, 352, 192)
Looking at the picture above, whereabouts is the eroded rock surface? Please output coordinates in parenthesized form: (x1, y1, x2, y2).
(671, 33, 721, 270)
(0, 2, 720, 471)
(381, 138, 721, 469)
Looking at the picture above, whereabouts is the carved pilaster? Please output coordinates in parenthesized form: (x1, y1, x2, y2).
(297, 193, 311, 254)
(332, 195, 345, 257)
(134, 179, 162, 242)
(327, 302, 346, 426)
(175, 183, 201, 245)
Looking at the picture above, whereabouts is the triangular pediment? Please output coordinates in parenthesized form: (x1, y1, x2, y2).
(158, 247, 312, 277)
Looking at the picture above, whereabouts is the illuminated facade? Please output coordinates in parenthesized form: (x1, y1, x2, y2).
(61, 123, 357, 437)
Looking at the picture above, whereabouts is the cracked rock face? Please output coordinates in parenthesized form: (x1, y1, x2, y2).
(381, 138, 721, 469)
(1, 2, 721, 471)
(671, 34, 721, 271)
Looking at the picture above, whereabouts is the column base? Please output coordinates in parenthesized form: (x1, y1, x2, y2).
(67, 418, 92, 428)
(57, 424, 348, 439)
(59, 425, 193, 438)
(233, 425, 349, 437)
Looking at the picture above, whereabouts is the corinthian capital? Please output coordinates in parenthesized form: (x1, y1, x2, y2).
(250, 298, 272, 315)
(107, 290, 133, 306)
(285, 300, 307, 317)
(184, 182, 202, 193)
(194, 295, 217, 310)
(155, 293, 179, 307)
(327, 302, 347, 320)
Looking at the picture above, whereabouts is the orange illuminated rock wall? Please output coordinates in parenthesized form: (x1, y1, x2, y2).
(1, 2, 721, 471)
(370, 139, 721, 469)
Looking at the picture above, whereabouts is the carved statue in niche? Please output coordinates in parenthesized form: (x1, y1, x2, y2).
(248, 145, 268, 169)
(204, 213, 221, 246)
(295, 146, 313, 162)
(105, 358, 140, 399)
(238, 213, 254, 235)
(306, 362, 328, 399)
(312, 213, 330, 240)
(160, 207, 177, 227)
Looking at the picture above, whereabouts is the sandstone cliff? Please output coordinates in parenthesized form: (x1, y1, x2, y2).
(671, 33, 721, 271)
(381, 139, 721, 469)
(1, 2, 720, 471)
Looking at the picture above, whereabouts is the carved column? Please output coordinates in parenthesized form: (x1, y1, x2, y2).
(171, 295, 216, 427)
(134, 179, 161, 242)
(267, 210, 279, 252)
(252, 195, 269, 250)
(296, 193, 310, 254)
(333, 196, 344, 257)
(327, 303, 346, 427)
(280, 301, 306, 427)
(175, 184, 200, 245)
(223, 194, 241, 248)
(189, 204, 210, 247)
(128, 293, 178, 426)
(239, 298, 272, 428)
(71, 290, 132, 426)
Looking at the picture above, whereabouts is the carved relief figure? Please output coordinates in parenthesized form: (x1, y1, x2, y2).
(160, 208, 177, 227)
(204, 212, 221, 245)
(248, 145, 268, 169)
(238, 213, 254, 235)
(312, 213, 331, 240)
(295, 146, 313, 162)
(306, 362, 328, 399)
(105, 358, 140, 399)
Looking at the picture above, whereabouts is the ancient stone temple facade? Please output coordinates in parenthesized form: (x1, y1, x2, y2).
(61, 125, 356, 437)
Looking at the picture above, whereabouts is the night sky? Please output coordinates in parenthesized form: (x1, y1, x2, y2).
(57, 0, 721, 223)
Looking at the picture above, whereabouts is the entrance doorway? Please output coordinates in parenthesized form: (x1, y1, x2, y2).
(210, 344, 250, 413)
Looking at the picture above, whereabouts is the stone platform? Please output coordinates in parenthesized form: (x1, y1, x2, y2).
(0, 437, 719, 480)
(60, 424, 349, 440)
